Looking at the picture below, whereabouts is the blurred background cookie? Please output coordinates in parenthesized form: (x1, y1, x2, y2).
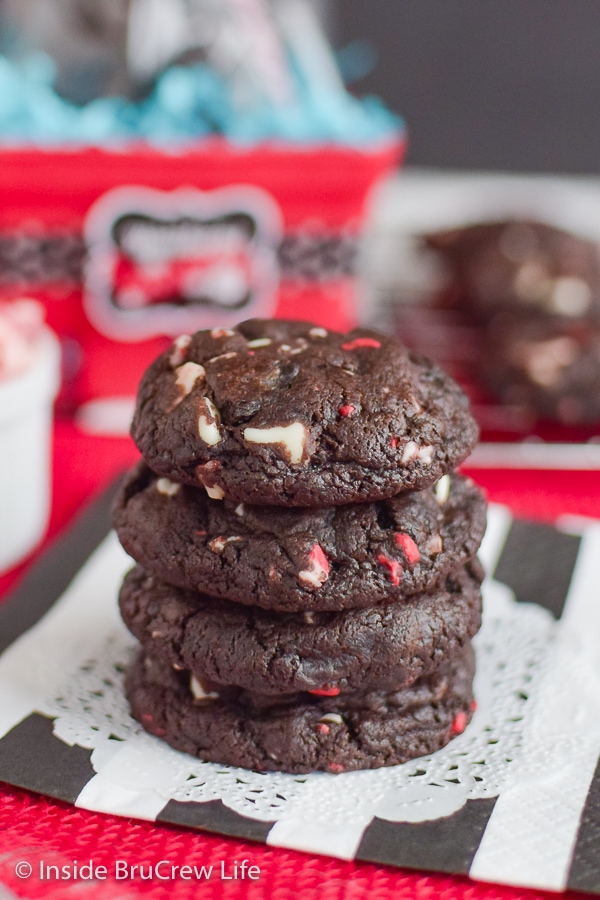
(425, 220, 600, 425)
(425, 220, 600, 326)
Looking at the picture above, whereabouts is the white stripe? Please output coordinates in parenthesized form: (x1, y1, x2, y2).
(559, 524, 600, 685)
(76, 772, 166, 820)
(267, 817, 365, 860)
(75, 730, 196, 824)
(0, 535, 131, 740)
(477, 503, 513, 574)
(471, 525, 600, 891)
(467, 442, 600, 470)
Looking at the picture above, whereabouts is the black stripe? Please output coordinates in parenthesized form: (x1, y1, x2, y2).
(0, 475, 124, 655)
(0, 714, 95, 803)
(356, 797, 497, 874)
(566, 754, 600, 893)
(493, 519, 581, 619)
(157, 800, 274, 842)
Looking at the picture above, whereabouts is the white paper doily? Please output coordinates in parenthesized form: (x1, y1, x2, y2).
(36, 574, 557, 856)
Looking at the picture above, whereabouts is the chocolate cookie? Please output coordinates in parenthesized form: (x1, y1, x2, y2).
(426, 220, 600, 324)
(125, 646, 476, 773)
(480, 315, 600, 424)
(130, 319, 479, 506)
(119, 561, 482, 696)
(114, 464, 487, 612)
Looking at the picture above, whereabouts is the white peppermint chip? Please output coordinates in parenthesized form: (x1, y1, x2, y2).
(175, 361, 206, 396)
(418, 445, 434, 464)
(522, 336, 578, 387)
(401, 441, 419, 463)
(234, 504, 245, 517)
(156, 478, 180, 497)
(309, 327, 328, 338)
(513, 262, 550, 300)
(318, 713, 343, 725)
(210, 328, 235, 338)
(169, 334, 191, 367)
(434, 474, 451, 505)
(198, 463, 225, 499)
(243, 422, 308, 465)
(247, 338, 272, 348)
(190, 675, 219, 701)
(549, 276, 592, 316)
(198, 397, 222, 446)
(207, 352, 237, 363)
(298, 568, 324, 588)
(425, 534, 443, 555)
(208, 536, 242, 553)
(303, 611, 316, 624)
(289, 339, 308, 355)
(208, 536, 227, 553)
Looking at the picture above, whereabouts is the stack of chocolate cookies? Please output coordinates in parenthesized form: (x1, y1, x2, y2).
(114, 319, 486, 774)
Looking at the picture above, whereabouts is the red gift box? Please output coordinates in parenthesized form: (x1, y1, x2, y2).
(0, 138, 403, 409)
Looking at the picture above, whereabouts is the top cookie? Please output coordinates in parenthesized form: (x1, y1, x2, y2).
(131, 319, 479, 507)
(426, 220, 600, 325)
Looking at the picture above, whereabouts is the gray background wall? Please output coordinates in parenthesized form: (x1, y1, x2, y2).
(334, 0, 600, 174)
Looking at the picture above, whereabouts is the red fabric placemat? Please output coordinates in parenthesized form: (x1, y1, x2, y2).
(1, 419, 599, 900)
(0, 778, 589, 900)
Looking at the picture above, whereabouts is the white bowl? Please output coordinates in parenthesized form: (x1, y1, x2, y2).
(0, 327, 61, 573)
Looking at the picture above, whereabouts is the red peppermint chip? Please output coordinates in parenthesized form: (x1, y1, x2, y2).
(341, 337, 382, 351)
(376, 553, 403, 586)
(316, 723, 330, 735)
(309, 686, 341, 697)
(309, 543, 330, 575)
(141, 712, 166, 737)
(389, 437, 400, 449)
(328, 763, 345, 774)
(298, 543, 330, 589)
(394, 532, 420, 564)
(338, 404, 356, 417)
(451, 711, 468, 735)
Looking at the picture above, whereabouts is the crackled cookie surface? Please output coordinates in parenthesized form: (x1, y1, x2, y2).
(126, 646, 476, 774)
(130, 319, 479, 506)
(114, 464, 486, 611)
(119, 562, 482, 696)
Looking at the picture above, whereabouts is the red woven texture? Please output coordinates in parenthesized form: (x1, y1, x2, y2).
(1, 783, 595, 900)
(2, 424, 600, 899)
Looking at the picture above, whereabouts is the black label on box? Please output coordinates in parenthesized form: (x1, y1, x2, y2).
(83, 185, 283, 341)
